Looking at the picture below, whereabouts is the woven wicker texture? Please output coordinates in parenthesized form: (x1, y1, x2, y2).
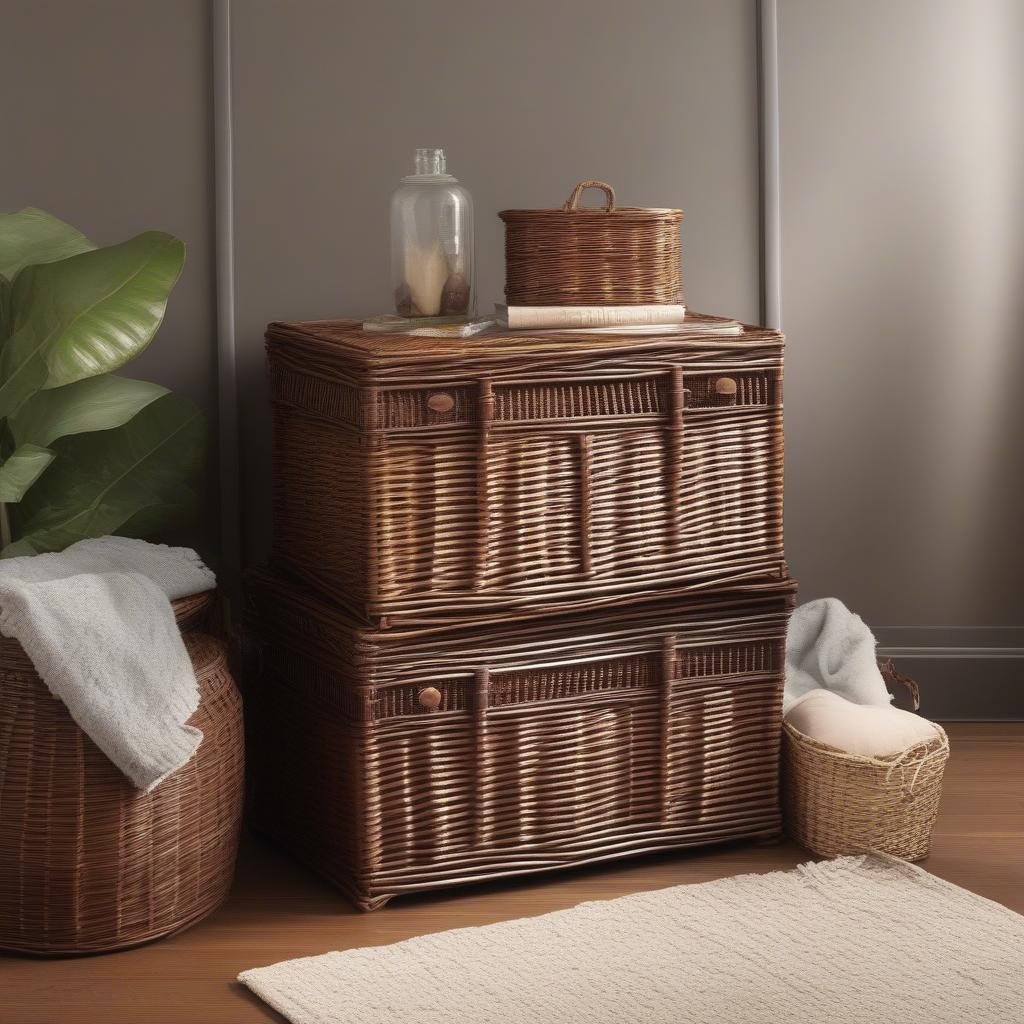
(499, 180, 683, 306)
(782, 663, 948, 862)
(245, 570, 795, 912)
(0, 594, 245, 955)
(266, 317, 785, 626)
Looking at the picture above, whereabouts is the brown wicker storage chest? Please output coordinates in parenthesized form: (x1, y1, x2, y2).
(245, 570, 795, 911)
(266, 316, 785, 626)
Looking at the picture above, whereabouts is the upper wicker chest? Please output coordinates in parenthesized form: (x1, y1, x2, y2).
(266, 316, 785, 627)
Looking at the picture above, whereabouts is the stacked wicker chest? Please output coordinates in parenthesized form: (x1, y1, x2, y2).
(247, 315, 793, 910)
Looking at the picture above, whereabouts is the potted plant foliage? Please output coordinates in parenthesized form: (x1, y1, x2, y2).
(0, 208, 204, 556)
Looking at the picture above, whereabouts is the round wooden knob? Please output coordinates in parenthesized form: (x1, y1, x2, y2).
(714, 377, 737, 396)
(426, 392, 456, 414)
(418, 687, 442, 710)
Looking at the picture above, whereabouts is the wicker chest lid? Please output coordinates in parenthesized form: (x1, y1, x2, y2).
(265, 313, 782, 377)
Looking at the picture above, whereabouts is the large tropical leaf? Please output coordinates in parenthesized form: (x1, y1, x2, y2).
(0, 208, 94, 282)
(0, 338, 47, 420)
(4, 392, 204, 556)
(0, 231, 184, 418)
(9, 374, 168, 448)
(0, 274, 10, 340)
(0, 444, 54, 503)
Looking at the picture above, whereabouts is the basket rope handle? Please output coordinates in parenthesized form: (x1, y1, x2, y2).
(883, 741, 948, 804)
(879, 657, 921, 711)
(563, 180, 617, 212)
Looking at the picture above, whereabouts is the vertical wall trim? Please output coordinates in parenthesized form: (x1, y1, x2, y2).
(213, 0, 242, 586)
(758, 0, 782, 330)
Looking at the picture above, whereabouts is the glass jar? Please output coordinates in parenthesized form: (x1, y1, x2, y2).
(390, 148, 474, 319)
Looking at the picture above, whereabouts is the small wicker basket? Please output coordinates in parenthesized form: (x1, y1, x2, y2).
(782, 662, 949, 862)
(499, 180, 683, 306)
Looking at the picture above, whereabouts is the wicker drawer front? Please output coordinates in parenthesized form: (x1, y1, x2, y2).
(378, 371, 775, 430)
(270, 361, 784, 624)
(245, 570, 793, 910)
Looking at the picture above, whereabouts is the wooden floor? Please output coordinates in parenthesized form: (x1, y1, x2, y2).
(3, 722, 1022, 1023)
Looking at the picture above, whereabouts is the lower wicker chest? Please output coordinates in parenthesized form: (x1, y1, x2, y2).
(246, 571, 795, 911)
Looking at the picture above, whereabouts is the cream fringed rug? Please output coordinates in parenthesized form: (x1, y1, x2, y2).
(240, 855, 1024, 1024)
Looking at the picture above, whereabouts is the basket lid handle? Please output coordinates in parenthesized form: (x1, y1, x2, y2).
(563, 180, 617, 213)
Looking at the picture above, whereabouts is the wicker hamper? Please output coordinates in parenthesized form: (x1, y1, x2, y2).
(782, 663, 949, 861)
(266, 316, 785, 626)
(0, 593, 245, 955)
(245, 569, 796, 911)
(499, 180, 683, 306)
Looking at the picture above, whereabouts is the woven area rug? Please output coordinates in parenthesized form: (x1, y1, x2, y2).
(239, 854, 1024, 1024)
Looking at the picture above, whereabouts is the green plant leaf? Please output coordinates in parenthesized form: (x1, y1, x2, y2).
(0, 208, 94, 282)
(0, 231, 184, 418)
(9, 374, 168, 448)
(0, 336, 48, 420)
(0, 443, 55, 502)
(4, 392, 204, 556)
(0, 537, 38, 558)
(0, 274, 11, 340)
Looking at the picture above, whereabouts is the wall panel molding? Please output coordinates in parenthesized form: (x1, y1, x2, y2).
(757, 0, 781, 330)
(213, 0, 241, 589)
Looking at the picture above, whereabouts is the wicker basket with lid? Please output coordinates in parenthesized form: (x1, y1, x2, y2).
(499, 180, 683, 306)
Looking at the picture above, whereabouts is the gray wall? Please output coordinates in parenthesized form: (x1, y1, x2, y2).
(778, 0, 1024, 713)
(2, 0, 218, 553)
(230, 0, 763, 562)
(6, 2, 1021, 714)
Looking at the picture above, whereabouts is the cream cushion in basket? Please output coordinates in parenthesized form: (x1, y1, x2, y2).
(784, 688, 941, 758)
